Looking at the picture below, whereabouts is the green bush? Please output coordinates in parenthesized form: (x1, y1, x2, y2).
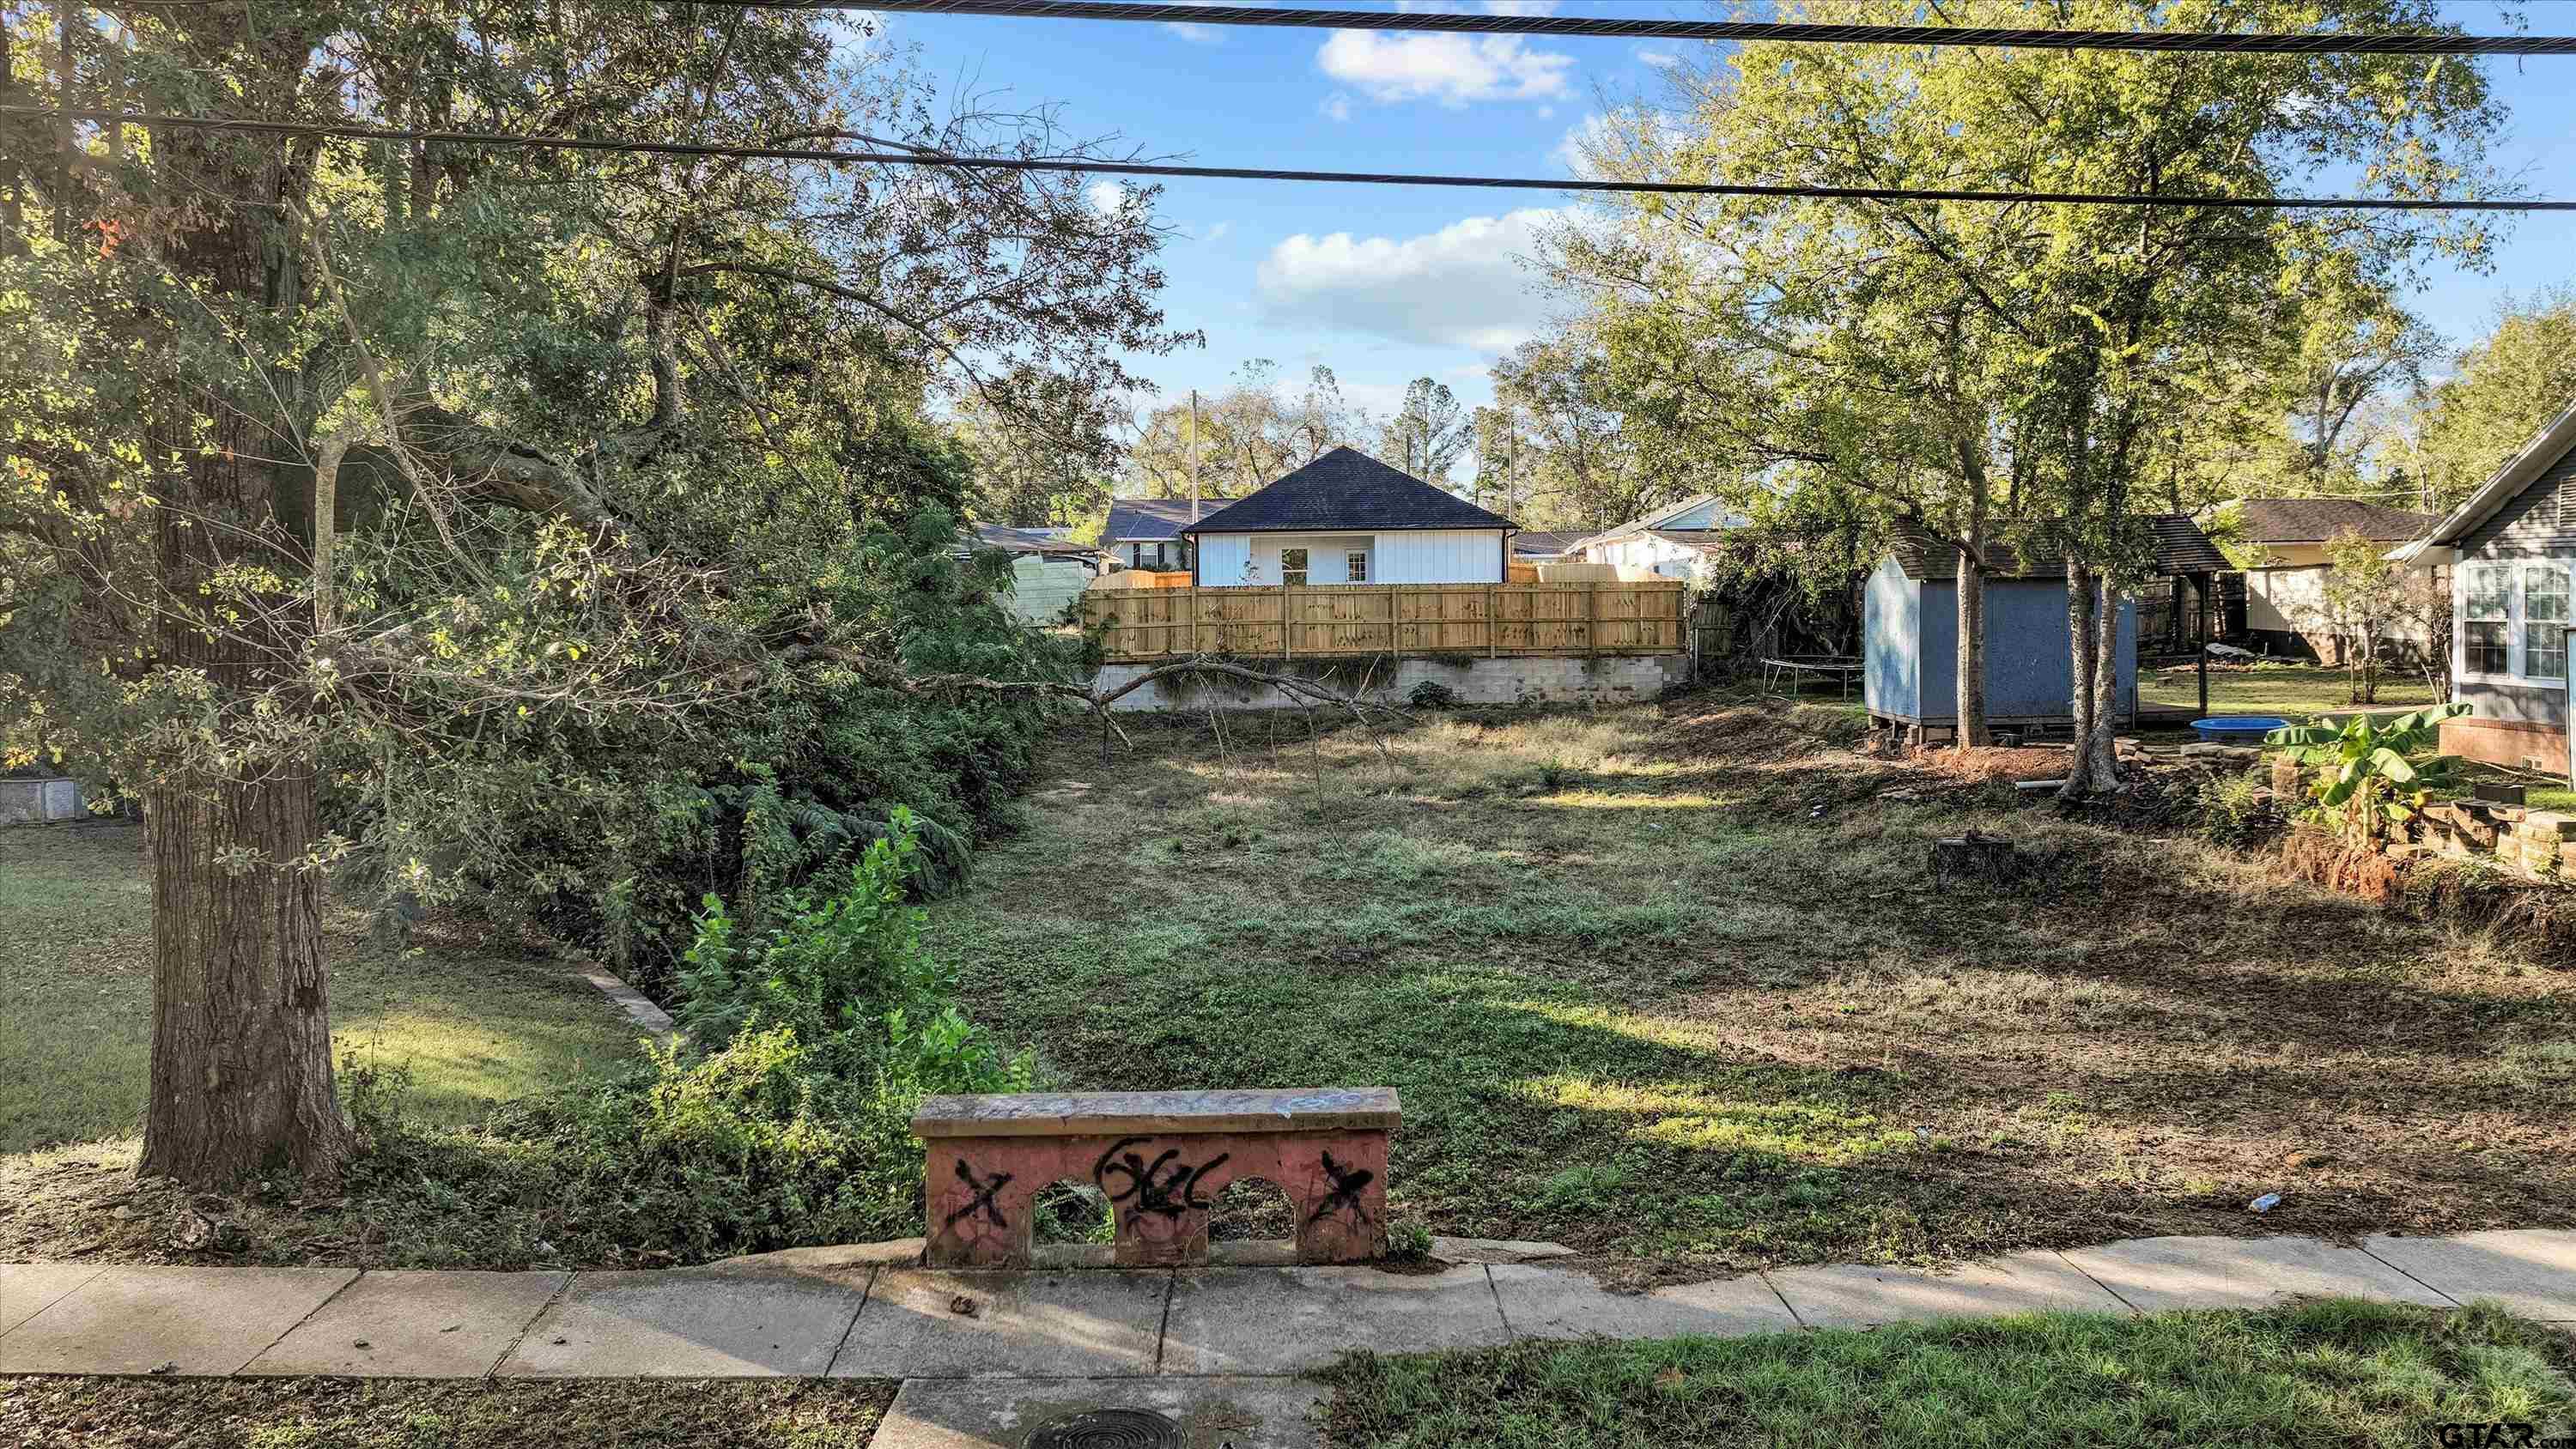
(1408, 679, 1460, 709)
(338, 812, 1035, 1265)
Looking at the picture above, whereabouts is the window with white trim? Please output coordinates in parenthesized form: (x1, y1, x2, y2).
(2461, 561, 2576, 681)
(2465, 565, 2510, 676)
(2529, 564, 2569, 680)
(1280, 547, 1309, 586)
(1346, 549, 1368, 583)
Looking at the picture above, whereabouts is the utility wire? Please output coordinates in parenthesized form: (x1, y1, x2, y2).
(854, 0, 2576, 57)
(9, 106, 2566, 210)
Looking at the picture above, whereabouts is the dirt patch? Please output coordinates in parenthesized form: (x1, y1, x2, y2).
(0, 1377, 895, 1449)
(1911, 745, 2075, 785)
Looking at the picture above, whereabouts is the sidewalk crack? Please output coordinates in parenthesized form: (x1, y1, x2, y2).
(234, 1267, 365, 1375)
(486, 1269, 576, 1379)
(2052, 1252, 2141, 1314)
(1758, 1270, 1807, 1329)
(820, 1265, 881, 1378)
(1151, 1269, 1177, 1374)
(2357, 1240, 2463, 1307)
(1484, 1264, 1516, 1341)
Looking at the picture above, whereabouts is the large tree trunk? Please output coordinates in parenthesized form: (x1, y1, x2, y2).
(135, 55, 351, 1185)
(1953, 458, 1990, 748)
(140, 768, 353, 1183)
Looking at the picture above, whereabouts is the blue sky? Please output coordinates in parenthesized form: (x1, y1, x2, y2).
(867, 0, 2576, 431)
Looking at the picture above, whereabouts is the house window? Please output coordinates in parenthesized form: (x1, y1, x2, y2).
(1281, 547, 1309, 586)
(2465, 566, 2510, 676)
(1346, 550, 1368, 583)
(2529, 564, 2569, 680)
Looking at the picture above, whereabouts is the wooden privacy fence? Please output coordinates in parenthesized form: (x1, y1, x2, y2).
(1082, 580, 1686, 662)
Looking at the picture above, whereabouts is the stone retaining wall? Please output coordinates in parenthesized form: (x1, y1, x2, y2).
(1091, 653, 1688, 712)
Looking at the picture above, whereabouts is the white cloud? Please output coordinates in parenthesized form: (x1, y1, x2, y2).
(1636, 47, 1680, 69)
(1315, 30, 1576, 107)
(1084, 180, 1129, 216)
(1552, 113, 1614, 178)
(1320, 92, 1353, 123)
(1164, 21, 1224, 43)
(1205, 221, 1234, 242)
(1256, 209, 1565, 349)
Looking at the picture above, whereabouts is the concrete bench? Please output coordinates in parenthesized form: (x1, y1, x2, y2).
(913, 1088, 1400, 1269)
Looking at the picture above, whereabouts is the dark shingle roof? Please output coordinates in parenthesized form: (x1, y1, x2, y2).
(1179, 448, 1513, 535)
(1887, 513, 2223, 580)
(1511, 530, 1587, 557)
(2235, 497, 2437, 545)
(1103, 497, 1207, 541)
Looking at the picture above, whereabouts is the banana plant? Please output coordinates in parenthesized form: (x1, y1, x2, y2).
(2263, 704, 2471, 843)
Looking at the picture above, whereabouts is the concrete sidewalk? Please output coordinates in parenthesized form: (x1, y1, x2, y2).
(3, 1229, 2571, 1447)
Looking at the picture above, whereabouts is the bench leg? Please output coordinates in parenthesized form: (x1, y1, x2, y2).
(1282, 1131, 1389, 1264)
(923, 1141, 1040, 1268)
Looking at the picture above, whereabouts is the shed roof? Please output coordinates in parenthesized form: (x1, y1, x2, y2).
(1179, 447, 1514, 535)
(1510, 530, 1588, 557)
(1887, 513, 2224, 580)
(2235, 497, 2439, 545)
(1103, 496, 1207, 541)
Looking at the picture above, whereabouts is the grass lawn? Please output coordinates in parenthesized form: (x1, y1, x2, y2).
(929, 695, 2576, 1271)
(0, 822, 648, 1156)
(0, 1377, 894, 1448)
(1323, 1300, 2575, 1449)
(2140, 661, 2438, 720)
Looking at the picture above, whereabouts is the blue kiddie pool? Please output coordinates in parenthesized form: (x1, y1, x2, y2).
(2190, 715, 2293, 743)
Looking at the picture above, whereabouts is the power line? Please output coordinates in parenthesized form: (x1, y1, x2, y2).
(11, 106, 2568, 210)
(106, 0, 2576, 54)
(799, 0, 2576, 57)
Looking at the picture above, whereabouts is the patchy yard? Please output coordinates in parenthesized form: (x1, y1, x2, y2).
(0, 823, 645, 1155)
(2141, 661, 2437, 719)
(930, 694, 2576, 1273)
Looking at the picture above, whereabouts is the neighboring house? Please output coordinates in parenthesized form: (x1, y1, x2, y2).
(1571, 495, 1746, 577)
(1179, 446, 1515, 587)
(1103, 497, 1205, 573)
(1510, 530, 1587, 562)
(960, 524, 1104, 625)
(2231, 497, 2440, 659)
(2393, 399, 2576, 773)
(1867, 522, 2204, 733)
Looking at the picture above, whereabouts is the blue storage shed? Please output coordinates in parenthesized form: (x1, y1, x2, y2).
(1864, 521, 2217, 734)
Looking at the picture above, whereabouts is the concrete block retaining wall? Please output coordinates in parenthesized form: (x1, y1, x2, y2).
(1093, 654, 1688, 712)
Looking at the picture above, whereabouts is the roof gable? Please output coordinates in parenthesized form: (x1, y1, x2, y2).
(1180, 448, 1513, 535)
(2414, 398, 2576, 555)
(1103, 497, 1206, 540)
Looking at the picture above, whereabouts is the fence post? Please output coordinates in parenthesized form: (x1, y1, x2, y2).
(1587, 585, 1598, 660)
(1282, 582, 1292, 662)
(1486, 585, 1498, 658)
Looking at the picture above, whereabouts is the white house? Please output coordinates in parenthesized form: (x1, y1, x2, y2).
(1571, 494, 1743, 577)
(959, 524, 1103, 624)
(1180, 447, 1515, 587)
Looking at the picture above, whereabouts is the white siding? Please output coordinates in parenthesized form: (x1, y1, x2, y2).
(1375, 529, 1505, 585)
(1196, 529, 1502, 585)
(1196, 532, 1252, 585)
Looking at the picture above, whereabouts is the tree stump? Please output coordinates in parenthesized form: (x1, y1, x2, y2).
(1930, 832, 2024, 886)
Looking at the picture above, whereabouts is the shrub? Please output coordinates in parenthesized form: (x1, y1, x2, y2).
(2199, 765, 2283, 847)
(338, 810, 1035, 1265)
(1408, 678, 1460, 709)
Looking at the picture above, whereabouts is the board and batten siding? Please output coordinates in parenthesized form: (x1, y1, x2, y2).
(2455, 438, 2576, 731)
(1194, 529, 1504, 587)
(1862, 554, 1922, 719)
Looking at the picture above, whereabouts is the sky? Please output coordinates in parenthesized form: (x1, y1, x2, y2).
(864, 0, 2576, 438)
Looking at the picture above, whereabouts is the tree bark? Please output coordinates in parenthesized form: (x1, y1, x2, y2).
(2081, 574, 2122, 787)
(140, 768, 353, 1183)
(136, 44, 353, 1185)
(2060, 563, 2099, 801)
(1953, 445, 1991, 748)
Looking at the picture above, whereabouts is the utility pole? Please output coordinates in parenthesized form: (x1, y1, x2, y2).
(1188, 388, 1200, 578)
